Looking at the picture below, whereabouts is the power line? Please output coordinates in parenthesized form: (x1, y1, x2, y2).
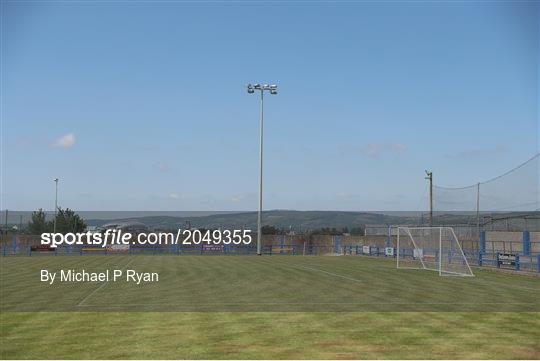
(433, 153, 539, 190)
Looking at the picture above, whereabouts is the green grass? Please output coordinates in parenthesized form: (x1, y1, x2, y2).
(2, 311, 539, 359)
(1, 255, 539, 359)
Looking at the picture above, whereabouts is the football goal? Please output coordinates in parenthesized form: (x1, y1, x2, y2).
(396, 226, 474, 277)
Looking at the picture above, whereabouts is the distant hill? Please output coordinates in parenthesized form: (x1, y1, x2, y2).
(85, 210, 433, 231)
(84, 210, 540, 232)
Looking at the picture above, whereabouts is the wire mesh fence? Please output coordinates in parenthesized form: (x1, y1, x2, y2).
(434, 154, 539, 212)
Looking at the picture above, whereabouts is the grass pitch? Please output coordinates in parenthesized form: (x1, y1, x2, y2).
(1, 255, 539, 359)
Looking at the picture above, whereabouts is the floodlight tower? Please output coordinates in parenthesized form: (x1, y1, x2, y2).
(246, 83, 278, 255)
(53, 178, 59, 233)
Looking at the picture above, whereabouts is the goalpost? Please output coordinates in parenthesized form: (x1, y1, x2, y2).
(396, 226, 474, 277)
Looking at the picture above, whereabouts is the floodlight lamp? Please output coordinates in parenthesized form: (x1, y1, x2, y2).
(270, 90, 277, 95)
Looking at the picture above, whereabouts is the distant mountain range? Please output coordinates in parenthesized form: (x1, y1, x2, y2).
(85, 210, 389, 230)
(84, 210, 517, 231)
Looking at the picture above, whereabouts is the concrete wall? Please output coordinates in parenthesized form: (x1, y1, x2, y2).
(485, 231, 523, 254)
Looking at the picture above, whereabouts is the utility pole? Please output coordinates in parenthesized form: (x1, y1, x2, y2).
(476, 182, 480, 236)
(53, 178, 59, 233)
(425, 170, 433, 226)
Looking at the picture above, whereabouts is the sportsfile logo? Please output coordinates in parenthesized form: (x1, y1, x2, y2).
(41, 230, 134, 248)
(40, 228, 253, 248)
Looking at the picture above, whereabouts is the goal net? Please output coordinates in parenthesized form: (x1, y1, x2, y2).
(396, 226, 474, 277)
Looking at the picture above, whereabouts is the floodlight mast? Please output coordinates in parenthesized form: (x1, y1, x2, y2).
(246, 83, 278, 255)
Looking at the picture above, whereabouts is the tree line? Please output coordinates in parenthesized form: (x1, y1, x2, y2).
(261, 225, 364, 236)
(27, 208, 86, 234)
(23, 212, 363, 236)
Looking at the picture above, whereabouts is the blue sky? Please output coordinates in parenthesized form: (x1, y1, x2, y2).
(2, 1, 538, 211)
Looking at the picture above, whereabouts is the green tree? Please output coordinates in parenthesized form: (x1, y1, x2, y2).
(28, 209, 51, 234)
(350, 227, 365, 235)
(261, 225, 282, 235)
(309, 227, 356, 235)
(54, 208, 86, 233)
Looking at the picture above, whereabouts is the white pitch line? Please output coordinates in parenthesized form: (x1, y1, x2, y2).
(259, 258, 367, 284)
(265, 258, 540, 293)
(472, 278, 540, 292)
(76, 258, 135, 307)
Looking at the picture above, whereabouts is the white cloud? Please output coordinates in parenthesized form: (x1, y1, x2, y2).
(360, 142, 407, 159)
(169, 192, 180, 199)
(362, 144, 384, 158)
(389, 142, 407, 153)
(231, 194, 246, 202)
(154, 162, 170, 173)
(52, 133, 76, 148)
